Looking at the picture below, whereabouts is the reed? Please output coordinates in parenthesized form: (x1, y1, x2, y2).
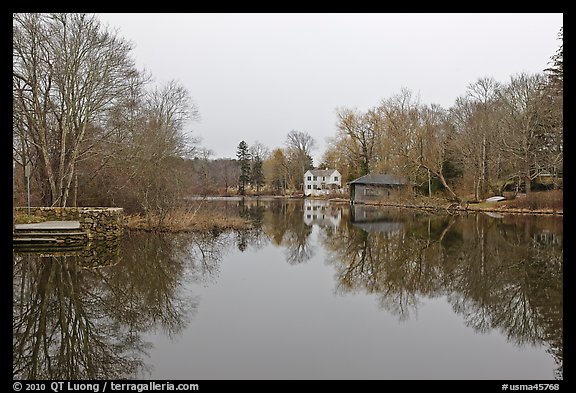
(125, 208, 252, 232)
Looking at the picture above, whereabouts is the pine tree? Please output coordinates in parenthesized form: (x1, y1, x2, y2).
(236, 140, 251, 195)
(251, 155, 265, 193)
(542, 26, 563, 187)
(544, 27, 563, 96)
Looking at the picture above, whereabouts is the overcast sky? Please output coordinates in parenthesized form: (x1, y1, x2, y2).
(96, 13, 563, 164)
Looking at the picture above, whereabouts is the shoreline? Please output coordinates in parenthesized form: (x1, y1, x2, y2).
(349, 200, 563, 216)
(182, 194, 564, 216)
(17, 195, 560, 235)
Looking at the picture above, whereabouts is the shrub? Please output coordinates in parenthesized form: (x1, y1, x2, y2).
(503, 190, 563, 211)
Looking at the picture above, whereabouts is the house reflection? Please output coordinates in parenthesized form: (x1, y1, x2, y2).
(350, 204, 405, 234)
(320, 209, 563, 379)
(303, 199, 342, 228)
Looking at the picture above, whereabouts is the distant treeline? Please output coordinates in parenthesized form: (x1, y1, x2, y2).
(13, 13, 562, 221)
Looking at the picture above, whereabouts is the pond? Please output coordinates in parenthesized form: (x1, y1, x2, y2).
(13, 199, 563, 380)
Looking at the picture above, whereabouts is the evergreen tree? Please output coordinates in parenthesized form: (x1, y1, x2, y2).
(251, 155, 265, 193)
(542, 26, 563, 187)
(236, 140, 251, 195)
(544, 27, 563, 96)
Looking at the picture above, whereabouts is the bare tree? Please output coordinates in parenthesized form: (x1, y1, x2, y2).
(497, 72, 550, 195)
(285, 129, 316, 157)
(384, 89, 460, 201)
(416, 104, 460, 202)
(249, 141, 270, 162)
(211, 158, 240, 194)
(263, 148, 289, 193)
(285, 130, 316, 191)
(450, 77, 504, 199)
(128, 80, 200, 224)
(319, 136, 356, 183)
(334, 107, 381, 176)
(466, 77, 502, 198)
(13, 13, 140, 206)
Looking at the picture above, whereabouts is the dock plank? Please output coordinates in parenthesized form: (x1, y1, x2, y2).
(14, 220, 81, 231)
(13, 237, 60, 243)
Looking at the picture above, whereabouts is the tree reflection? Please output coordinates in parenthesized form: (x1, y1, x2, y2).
(322, 209, 453, 320)
(236, 199, 269, 252)
(320, 208, 563, 378)
(13, 250, 149, 379)
(224, 199, 317, 264)
(13, 231, 231, 379)
(261, 200, 314, 264)
(103, 233, 195, 338)
(185, 231, 238, 283)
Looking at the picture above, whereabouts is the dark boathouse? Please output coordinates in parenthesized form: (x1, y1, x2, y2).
(349, 173, 408, 204)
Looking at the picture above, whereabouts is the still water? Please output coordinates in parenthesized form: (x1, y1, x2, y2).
(13, 199, 563, 380)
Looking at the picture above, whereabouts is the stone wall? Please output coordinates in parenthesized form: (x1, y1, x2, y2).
(14, 207, 124, 240)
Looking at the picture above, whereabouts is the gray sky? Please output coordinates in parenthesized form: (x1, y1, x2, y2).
(97, 13, 563, 164)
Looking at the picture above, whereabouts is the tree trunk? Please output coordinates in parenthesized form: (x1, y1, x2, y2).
(473, 174, 479, 201)
(525, 175, 531, 196)
(427, 169, 431, 197)
(72, 171, 78, 207)
(419, 162, 461, 203)
(438, 171, 461, 203)
(481, 135, 489, 198)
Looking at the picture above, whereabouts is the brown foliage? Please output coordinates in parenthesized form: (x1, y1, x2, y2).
(125, 208, 252, 232)
(501, 190, 563, 211)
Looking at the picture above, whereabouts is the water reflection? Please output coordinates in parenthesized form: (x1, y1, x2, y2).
(319, 205, 563, 379)
(13, 240, 145, 379)
(236, 199, 268, 252)
(199, 198, 562, 379)
(303, 199, 342, 228)
(13, 200, 563, 379)
(13, 232, 235, 379)
(256, 199, 315, 264)
(203, 199, 561, 379)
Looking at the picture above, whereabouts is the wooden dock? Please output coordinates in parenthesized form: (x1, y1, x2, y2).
(13, 220, 88, 246)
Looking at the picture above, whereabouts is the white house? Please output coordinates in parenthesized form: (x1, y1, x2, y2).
(303, 169, 342, 196)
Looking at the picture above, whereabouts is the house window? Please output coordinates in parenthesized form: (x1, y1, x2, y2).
(313, 176, 317, 181)
(334, 176, 339, 181)
(322, 176, 326, 181)
(307, 176, 311, 181)
(307, 185, 312, 189)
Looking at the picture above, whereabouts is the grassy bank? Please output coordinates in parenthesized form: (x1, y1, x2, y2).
(13, 207, 253, 233)
(353, 190, 563, 216)
(124, 209, 253, 232)
(463, 190, 563, 215)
